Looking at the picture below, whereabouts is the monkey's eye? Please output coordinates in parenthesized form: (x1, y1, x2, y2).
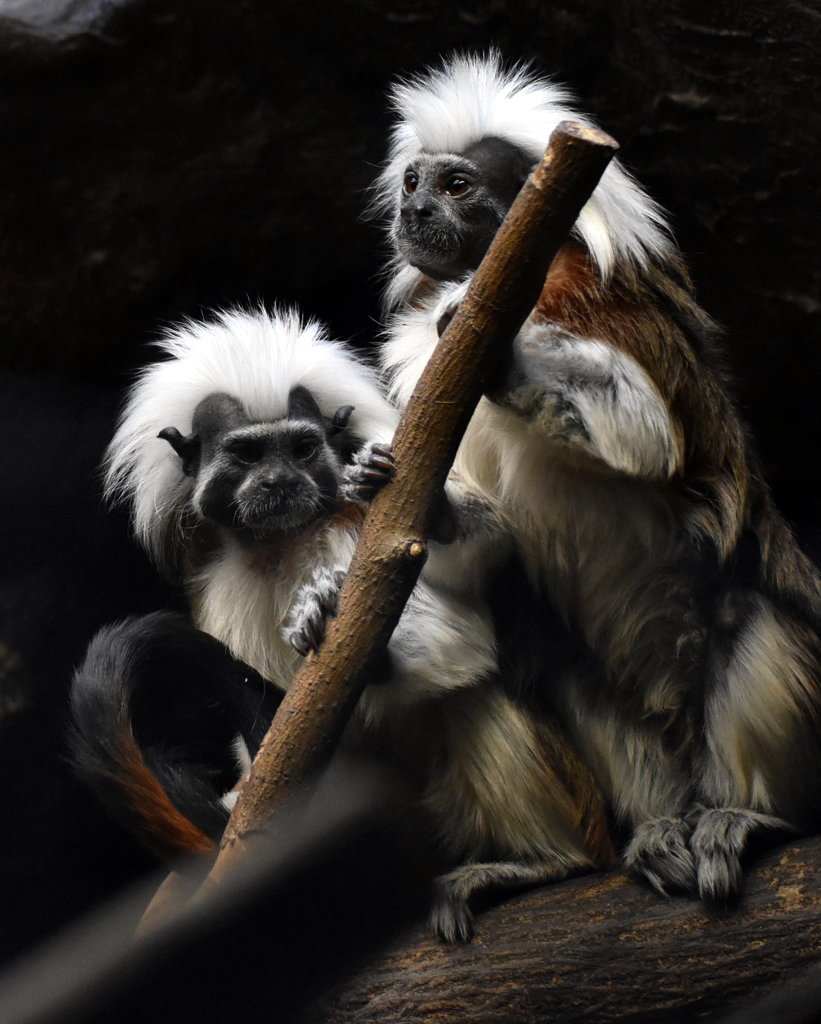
(402, 172, 418, 195)
(226, 439, 264, 465)
(292, 438, 319, 461)
(443, 175, 473, 198)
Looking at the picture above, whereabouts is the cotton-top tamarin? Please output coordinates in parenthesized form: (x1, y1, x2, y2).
(372, 52, 821, 904)
(70, 306, 613, 941)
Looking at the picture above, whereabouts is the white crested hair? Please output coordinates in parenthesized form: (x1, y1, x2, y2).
(375, 51, 672, 297)
(105, 306, 398, 568)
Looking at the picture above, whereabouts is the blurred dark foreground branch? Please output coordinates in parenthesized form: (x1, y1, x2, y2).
(1, 823, 819, 1023)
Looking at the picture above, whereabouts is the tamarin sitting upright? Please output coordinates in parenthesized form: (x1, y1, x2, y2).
(370, 51, 821, 906)
(71, 306, 614, 942)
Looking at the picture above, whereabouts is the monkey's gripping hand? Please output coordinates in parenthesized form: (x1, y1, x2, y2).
(283, 568, 347, 656)
(341, 443, 396, 505)
(487, 322, 682, 480)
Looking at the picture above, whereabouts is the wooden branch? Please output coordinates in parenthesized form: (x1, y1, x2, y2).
(305, 836, 821, 1024)
(133, 124, 618, 934)
(213, 123, 618, 874)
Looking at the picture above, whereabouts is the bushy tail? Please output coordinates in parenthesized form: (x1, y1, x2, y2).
(69, 611, 282, 862)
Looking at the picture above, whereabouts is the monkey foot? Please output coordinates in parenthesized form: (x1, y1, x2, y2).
(687, 807, 792, 908)
(623, 817, 697, 897)
(430, 859, 573, 944)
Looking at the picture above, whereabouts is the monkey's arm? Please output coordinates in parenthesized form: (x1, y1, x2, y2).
(488, 322, 683, 480)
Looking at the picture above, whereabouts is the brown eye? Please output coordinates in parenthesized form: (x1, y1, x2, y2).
(444, 175, 472, 198)
(293, 438, 318, 461)
(227, 440, 263, 465)
(403, 172, 418, 195)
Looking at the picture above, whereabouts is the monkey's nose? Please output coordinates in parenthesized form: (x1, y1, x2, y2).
(401, 201, 434, 221)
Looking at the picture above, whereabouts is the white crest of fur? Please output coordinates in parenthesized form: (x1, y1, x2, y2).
(105, 306, 398, 566)
(375, 51, 671, 298)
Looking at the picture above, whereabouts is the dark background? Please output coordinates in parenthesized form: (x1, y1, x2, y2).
(0, 0, 819, 972)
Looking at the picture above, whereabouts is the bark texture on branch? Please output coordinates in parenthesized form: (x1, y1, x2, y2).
(215, 123, 619, 857)
(306, 836, 821, 1024)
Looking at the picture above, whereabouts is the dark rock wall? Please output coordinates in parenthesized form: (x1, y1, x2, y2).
(0, 0, 818, 964)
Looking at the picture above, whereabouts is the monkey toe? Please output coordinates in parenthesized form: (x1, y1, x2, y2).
(430, 890, 474, 944)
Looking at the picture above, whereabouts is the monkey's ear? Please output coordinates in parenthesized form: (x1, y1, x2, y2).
(330, 405, 355, 435)
(158, 427, 200, 477)
(287, 385, 324, 426)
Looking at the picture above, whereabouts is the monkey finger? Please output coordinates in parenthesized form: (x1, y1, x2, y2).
(290, 633, 311, 657)
(362, 466, 393, 482)
(304, 620, 325, 651)
(436, 308, 456, 338)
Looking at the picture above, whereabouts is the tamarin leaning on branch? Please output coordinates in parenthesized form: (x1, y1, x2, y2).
(365, 51, 821, 906)
(70, 304, 615, 942)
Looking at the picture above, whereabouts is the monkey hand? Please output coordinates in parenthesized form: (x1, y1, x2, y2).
(282, 568, 347, 656)
(341, 443, 396, 504)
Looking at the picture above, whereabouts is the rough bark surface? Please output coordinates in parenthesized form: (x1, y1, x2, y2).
(307, 837, 821, 1024)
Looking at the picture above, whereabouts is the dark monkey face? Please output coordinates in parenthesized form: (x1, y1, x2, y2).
(393, 136, 533, 280)
(160, 388, 350, 539)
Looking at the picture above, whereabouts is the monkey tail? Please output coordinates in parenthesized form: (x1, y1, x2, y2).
(69, 611, 283, 862)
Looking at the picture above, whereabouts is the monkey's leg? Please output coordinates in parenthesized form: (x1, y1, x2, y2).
(425, 687, 606, 942)
(690, 592, 817, 904)
(431, 859, 574, 944)
(559, 682, 696, 897)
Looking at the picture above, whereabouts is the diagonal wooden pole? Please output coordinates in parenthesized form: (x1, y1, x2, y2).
(140, 121, 618, 924)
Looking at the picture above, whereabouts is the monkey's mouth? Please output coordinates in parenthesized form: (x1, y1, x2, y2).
(236, 496, 330, 536)
(395, 224, 467, 279)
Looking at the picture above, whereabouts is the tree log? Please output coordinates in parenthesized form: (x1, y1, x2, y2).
(306, 836, 821, 1024)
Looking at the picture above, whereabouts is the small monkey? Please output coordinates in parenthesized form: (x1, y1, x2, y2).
(373, 52, 821, 904)
(70, 306, 614, 941)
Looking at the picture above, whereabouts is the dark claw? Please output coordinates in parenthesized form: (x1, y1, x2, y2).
(436, 309, 455, 338)
(371, 443, 394, 460)
(291, 633, 310, 657)
(334, 570, 347, 588)
(305, 621, 322, 650)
